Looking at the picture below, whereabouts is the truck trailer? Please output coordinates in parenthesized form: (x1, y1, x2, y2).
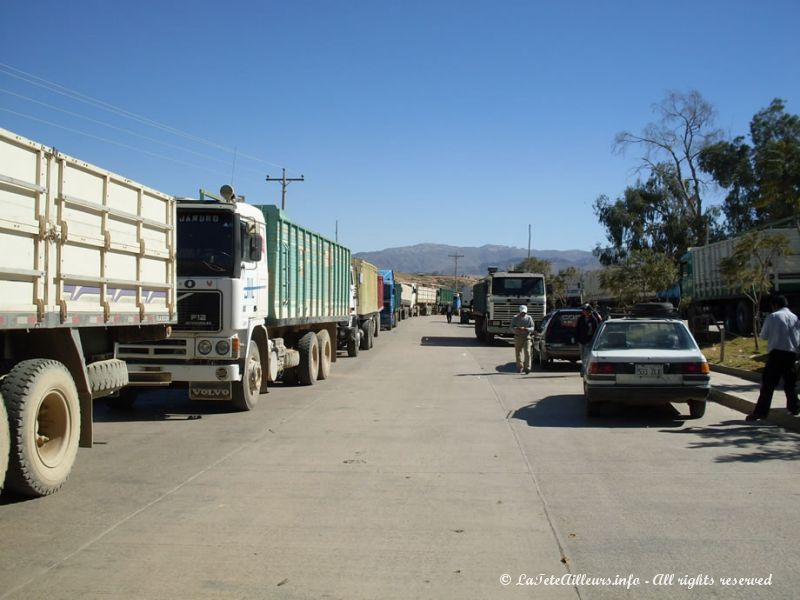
(415, 284, 437, 315)
(0, 128, 176, 496)
(117, 189, 351, 410)
(351, 258, 381, 352)
(472, 269, 546, 343)
(680, 226, 800, 335)
(379, 269, 398, 329)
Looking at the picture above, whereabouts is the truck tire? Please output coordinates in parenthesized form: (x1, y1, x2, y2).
(86, 359, 129, 397)
(316, 330, 332, 380)
(360, 320, 372, 350)
(347, 331, 360, 357)
(0, 398, 8, 495)
(475, 316, 485, 341)
(373, 315, 379, 338)
(298, 332, 319, 385)
(232, 341, 262, 410)
(1, 359, 80, 497)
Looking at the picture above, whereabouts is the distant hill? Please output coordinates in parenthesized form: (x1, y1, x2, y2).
(354, 243, 600, 276)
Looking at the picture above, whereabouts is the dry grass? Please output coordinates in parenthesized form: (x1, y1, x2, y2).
(699, 334, 768, 373)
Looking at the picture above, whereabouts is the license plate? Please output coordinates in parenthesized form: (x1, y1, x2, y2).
(635, 364, 663, 378)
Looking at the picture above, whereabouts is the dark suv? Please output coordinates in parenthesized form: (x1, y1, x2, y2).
(534, 308, 582, 368)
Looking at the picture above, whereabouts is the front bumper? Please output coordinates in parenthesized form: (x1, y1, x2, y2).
(126, 363, 242, 386)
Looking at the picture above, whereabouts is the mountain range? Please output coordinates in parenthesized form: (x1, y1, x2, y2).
(353, 244, 600, 276)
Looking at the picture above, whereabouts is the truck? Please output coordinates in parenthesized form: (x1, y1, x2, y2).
(680, 225, 800, 335)
(379, 269, 398, 329)
(415, 284, 438, 315)
(116, 190, 351, 409)
(436, 287, 455, 314)
(472, 268, 546, 343)
(351, 258, 381, 352)
(399, 282, 416, 319)
(458, 283, 474, 323)
(0, 128, 176, 496)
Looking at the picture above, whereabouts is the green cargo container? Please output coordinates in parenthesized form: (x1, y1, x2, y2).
(258, 205, 351, 326)
(437, 287, 455, 305)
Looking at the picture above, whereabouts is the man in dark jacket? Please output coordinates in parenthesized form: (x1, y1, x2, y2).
(576, 303, 601, 374)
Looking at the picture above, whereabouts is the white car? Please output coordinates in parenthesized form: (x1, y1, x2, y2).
(582, 308, 710, 418)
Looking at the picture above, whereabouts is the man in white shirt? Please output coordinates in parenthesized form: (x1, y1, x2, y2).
(511, 305, 534, 374)
(746, 295, 800, 421)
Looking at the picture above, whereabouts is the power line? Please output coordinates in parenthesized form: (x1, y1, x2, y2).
(0, 107, 236, 178)
(448, 253, 464, 293)
(0, 88, 264, 177)
(0, 62, 287, 169)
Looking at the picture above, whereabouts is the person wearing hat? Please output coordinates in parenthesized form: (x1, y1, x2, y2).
(511, 304, 535, 374)
(576, 303, 601, 375)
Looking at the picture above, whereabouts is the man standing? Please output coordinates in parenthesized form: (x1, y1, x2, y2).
(575, 303, 601, 375)
(746, 295, 800, 421)
(511, 305, 534, 374)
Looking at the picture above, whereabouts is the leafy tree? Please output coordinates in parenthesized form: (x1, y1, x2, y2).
(593, 170, 700, 266)
(719, 230, 791, 350)
(599, 249, 678, 307)
(548, 267, 578, 308)
(614, 90, 723, 247)
(700, 99, 800, 234)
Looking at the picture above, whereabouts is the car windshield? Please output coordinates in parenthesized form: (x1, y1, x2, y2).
(177, 210, 236, 277)
(594, 321, 697, 351)
(492, 276, 544, 296)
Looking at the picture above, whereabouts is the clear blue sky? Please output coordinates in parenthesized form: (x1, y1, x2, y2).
(1, 0, 798, 254)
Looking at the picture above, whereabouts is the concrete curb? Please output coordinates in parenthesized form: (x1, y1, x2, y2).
(710, 363, 760, 382)
(710, 388, 800, 433)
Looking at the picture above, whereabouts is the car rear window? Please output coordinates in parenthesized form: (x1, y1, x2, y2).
(594, 322, 696, 350)
(550, 312, 579, 331)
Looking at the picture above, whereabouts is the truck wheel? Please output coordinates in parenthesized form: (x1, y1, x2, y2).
(360, 320, 372, 350)
(233, 341, 262, 410)
(475, 317, 485, 341)
(1, 360, 80, 497)
(0, 398, 8, 495)
(298, 332, 319, 385)
(347, 331, 360, 357)
(316, 330, 332, 380)
(373, 316, 379, 338)
(86, 359, 129, 397)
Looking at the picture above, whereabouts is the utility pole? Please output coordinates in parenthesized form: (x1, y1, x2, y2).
(448, 253, 464, 293)
(527, 224, 532, 259)
(265, 168, 304, 211)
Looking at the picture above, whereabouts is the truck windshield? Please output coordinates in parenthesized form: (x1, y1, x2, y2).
(177, 210, 236, 277)
(492, 277, 545, 296)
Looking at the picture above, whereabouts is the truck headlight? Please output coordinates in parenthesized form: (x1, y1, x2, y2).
(215, 340, 230, 356)
(197, 340, 212, 355)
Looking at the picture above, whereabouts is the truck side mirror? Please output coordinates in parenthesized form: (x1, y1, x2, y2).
(249, 235, 263, 261)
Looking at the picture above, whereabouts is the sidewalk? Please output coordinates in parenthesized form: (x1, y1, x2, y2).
(710, 366, 800, 432)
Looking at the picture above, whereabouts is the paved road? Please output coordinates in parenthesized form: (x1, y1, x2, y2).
(1, 316, 798, 599)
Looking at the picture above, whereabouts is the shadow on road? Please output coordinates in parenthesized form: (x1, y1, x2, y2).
(511, 395, 686, 429)
(660, 421, 800, 463)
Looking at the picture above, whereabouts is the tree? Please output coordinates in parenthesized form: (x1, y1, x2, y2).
(549, 267, 578, 308)
(599, 249, 678, 307)
(719, 230, 791, 351)
(700, 99, 800, 234)
(615, 90, 723, 247)
(593, 170, 699, 266)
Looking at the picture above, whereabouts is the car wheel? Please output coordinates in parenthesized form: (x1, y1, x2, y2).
(688, 400, 706, 418)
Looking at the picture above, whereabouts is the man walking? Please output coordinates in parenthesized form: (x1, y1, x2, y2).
(511, 305, 534, 374)
(746, 295, 800, 421)
(575, 303, 601, 375)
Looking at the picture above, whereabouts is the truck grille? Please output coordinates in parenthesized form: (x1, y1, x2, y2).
(177, 291, 222, 332)
(493, 302, 545, 321)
